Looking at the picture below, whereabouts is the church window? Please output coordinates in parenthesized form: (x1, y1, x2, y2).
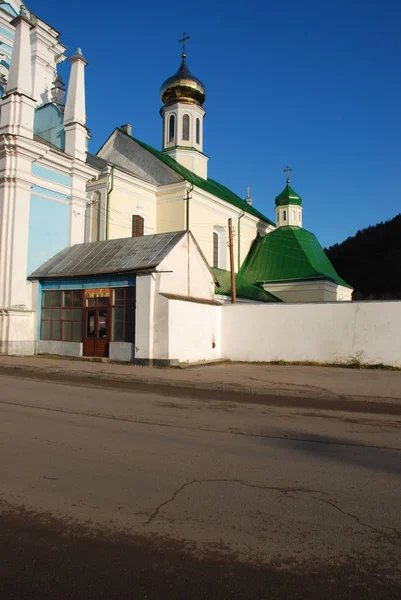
(292, 210, 295, 220)
(168, 114, 175, 142)
(283, 210, 287, 222)
(213, 232, 219, 268)
(196, 118, 200, 144)
(132, 214, 144, 237)
(183, 114, 190, 141)
(299, 211, 301, 221)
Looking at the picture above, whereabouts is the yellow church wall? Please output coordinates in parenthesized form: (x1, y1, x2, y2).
(156, 182, 187, 233)
(107, 173, 157, 240)
(187, 189, 273, 272)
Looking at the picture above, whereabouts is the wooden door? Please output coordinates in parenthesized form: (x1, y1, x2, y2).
(83, 308, 110, 357)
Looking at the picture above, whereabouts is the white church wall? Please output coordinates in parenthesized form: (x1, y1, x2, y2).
(221, 301, 401, 367)
(136, 232, 216, 363)
(263, 280, 352, 303)
(0, 308, 35, 355)
(336, 285, 353, 301)
(30, 17, 67, 106)
(167, 299, 221, 363)
(157, 232, 215, 299)
(135, 274, 156, 360)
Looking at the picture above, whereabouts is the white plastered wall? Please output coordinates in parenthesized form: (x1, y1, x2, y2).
(0, 308, 35, 354)
(167, 299, 221, 363)
(134, 232, 215, 361)
(221, 301, 401, 367)
(263, 280, 353, 303)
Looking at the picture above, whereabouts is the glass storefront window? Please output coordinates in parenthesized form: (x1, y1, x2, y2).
(41, 290, 83, 342)
(111, 287, 136, 343)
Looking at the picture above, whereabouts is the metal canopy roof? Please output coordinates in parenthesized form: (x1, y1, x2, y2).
(28, 231, 187, 280)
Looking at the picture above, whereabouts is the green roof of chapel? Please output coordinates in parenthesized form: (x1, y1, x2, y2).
(275, 183, 302, 207)
(118, 128, 274, 226)
(212, 267, 281, 303)
(240, 226, 352, 288)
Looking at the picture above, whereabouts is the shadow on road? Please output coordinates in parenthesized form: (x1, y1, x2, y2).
(0, 501, 400, 600)
(276, 430, 401, 476)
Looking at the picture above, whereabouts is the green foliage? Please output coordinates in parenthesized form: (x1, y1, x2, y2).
(325, 214, 401, 300)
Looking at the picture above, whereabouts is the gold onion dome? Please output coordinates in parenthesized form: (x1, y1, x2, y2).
(160, 53, 206, 107)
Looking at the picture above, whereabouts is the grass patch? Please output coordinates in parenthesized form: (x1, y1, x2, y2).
(242, 359, 400, 371)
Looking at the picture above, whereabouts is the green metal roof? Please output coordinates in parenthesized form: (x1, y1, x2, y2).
(275, 183, 302, 207)
(212, 267, 281, 303)
(240, 226, 352, 288)
(118, 128, 274, 226)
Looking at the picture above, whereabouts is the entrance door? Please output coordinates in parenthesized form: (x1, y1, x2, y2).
(83, 308, 109, 357)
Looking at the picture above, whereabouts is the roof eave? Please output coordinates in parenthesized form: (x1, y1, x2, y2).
(28, 264, 160, 282)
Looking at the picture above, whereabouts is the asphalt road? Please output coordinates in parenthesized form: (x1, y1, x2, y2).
(0, 373, 400, 599)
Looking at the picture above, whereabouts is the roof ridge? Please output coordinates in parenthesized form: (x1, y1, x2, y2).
(116, 128, 274, 226)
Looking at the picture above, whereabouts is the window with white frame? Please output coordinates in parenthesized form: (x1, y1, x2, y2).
(168, 114, 175, 142)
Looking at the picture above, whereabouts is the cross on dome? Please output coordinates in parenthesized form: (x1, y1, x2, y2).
(178, 32, 190, 57)
(284, 165, 292, 184)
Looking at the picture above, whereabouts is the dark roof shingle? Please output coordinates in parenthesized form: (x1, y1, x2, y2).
(28, 231, 187, 280)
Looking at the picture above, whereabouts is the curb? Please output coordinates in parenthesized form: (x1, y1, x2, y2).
(1, 364, 401, 416)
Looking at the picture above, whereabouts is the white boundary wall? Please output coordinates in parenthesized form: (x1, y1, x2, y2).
(221, 301, 401, 367)
(168, 299, 221, 363)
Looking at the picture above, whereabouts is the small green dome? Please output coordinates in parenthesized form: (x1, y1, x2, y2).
(275, 183, 302, 207)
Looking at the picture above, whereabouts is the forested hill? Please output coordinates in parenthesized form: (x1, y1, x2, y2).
(325, 214, 401, 300)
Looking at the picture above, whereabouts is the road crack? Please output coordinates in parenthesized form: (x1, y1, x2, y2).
(144, 479, 331, 525)
(310, 496, 401, 546)
(145, 480, 401, 549)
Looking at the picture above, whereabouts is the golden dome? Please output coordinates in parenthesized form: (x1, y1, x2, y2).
(160, 53, 206, 107)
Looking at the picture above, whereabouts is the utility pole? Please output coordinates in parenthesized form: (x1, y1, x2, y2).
(228, 218, 236, 304)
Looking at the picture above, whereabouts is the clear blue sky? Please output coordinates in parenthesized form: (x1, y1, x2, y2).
(29, 0, 401, 247)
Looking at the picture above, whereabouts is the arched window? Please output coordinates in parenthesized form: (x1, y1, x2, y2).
(132, 214, 144, 237)
(213, 226, 227, 269)
(182, 114, 190, 141)
(283, 210, 287, 222)
(292, 210, 295, 220)
(168, 115, 175, 142)
(196, 118, 200, 144)
(213, 232, 219, 268)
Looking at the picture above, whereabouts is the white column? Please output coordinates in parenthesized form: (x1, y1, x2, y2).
(0, 137, 37, 310)
(6, 7, 33, 97)
(64, 48, 88, 161)
(0, 7, 36, 138)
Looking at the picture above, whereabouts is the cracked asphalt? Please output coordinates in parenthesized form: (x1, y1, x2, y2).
(1, 373, 400, 598)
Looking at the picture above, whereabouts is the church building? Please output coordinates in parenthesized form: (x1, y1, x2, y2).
(0, 2, 351, 361)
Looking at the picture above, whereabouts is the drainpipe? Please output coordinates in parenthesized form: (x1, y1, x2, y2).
(237, 210, 245, 270)
(105, 164, 115, 240)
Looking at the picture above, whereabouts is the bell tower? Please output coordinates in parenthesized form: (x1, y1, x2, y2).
(160, 34, 208, 179)
(275, 167, 303, 228)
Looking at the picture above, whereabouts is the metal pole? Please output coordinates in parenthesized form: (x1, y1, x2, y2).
(228, 218, 236, 304)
